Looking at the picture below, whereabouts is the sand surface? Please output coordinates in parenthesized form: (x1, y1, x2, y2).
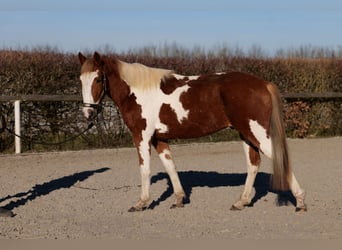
(0, 137, 341, 239)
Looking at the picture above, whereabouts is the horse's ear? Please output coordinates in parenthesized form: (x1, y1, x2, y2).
(93, 51, 105, 67)
(78, 52, 87, 65)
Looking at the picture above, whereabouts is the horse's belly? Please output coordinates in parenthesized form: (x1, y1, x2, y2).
(156, 108, 230, 140)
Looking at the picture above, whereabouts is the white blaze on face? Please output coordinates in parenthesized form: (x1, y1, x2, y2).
(249, 120, 272, 158)
(80, 71, 98, 119)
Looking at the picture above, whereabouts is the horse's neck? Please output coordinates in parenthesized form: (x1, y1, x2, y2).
(104, 58, 131, 106)
(105, 58, 173, 103)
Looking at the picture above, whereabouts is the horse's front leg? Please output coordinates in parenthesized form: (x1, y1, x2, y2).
(128, 135, 152, 212)
(152, 138, 185, 208)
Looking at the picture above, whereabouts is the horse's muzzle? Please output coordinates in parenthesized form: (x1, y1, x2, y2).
(83, 103, 102, 121)
(83, 106, 96, 121)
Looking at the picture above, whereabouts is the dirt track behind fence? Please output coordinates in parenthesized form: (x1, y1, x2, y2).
(0, 137, 341, 239)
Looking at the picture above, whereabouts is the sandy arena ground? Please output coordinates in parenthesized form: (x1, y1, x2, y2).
(0, 137, 341, 239)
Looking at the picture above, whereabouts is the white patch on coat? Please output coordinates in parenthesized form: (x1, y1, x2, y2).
(166, 85, 190, 122)
(131, 84, 190, 126)
(172, 74, 200, 82)
(249, 120, 272, 158)
(172, 74, 186, 80)
(80, 71, 99, 118)
(187, 75, 200, 81)
(130, 83, 191, 162)
(155, 122, 168, 133)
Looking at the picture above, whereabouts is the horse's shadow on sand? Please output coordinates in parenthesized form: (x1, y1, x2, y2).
(1, 167, 295, 216)
(149, 171, 296, 209)
(0, 167, 110, 217)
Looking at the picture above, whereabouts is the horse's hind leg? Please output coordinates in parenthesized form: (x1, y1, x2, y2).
(289, 172, 307, 211)
(231, 141, 261, 210)
(153, 139, 185, 208)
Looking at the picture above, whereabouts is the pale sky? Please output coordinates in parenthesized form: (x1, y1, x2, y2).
(1, 0, 342, 54)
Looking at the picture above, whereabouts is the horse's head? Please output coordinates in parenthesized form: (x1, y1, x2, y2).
(78, 52, 107, 120)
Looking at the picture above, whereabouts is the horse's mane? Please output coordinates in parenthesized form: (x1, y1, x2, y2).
(117, 60, 173, 91)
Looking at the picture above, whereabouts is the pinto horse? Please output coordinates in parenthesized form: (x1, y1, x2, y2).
(78, 52, 307, 212)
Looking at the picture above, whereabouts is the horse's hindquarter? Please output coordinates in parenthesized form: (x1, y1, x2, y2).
(218, 72, 273, 134)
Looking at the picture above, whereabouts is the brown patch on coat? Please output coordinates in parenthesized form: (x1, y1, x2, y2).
(152, 139, 172, 160)
(249, 145, 261, 167)
(160, 75, 188, 95)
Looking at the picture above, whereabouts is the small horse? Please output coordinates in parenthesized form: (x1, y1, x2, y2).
(78, 52, 307, 212)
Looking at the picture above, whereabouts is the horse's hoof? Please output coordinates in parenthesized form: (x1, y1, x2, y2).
(128, 205, 148, 212)
(295, 206, 307, 212)
(230, 204, 244, 211)
(0, 207, 15, 217)
(170, 203, 184, 209)
(128, 206, 141, 212)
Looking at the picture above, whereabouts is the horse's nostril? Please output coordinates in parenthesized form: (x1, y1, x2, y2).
(88, 109, 96, 120)
(83, 107, 95, 120)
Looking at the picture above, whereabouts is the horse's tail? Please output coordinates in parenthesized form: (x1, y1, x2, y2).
(267, 82, 291, 191)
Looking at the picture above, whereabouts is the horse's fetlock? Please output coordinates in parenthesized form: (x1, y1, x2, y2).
(294, 190, 307, 212)
(173, 192, 185, 207)
(175, 191, 185, 199)
(129, 198, 149, 212)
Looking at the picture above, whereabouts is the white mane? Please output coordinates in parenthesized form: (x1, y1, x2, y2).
(118, 61, 173, 90)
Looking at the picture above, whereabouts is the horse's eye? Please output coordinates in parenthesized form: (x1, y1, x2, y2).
(95, 78, 102, 84)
